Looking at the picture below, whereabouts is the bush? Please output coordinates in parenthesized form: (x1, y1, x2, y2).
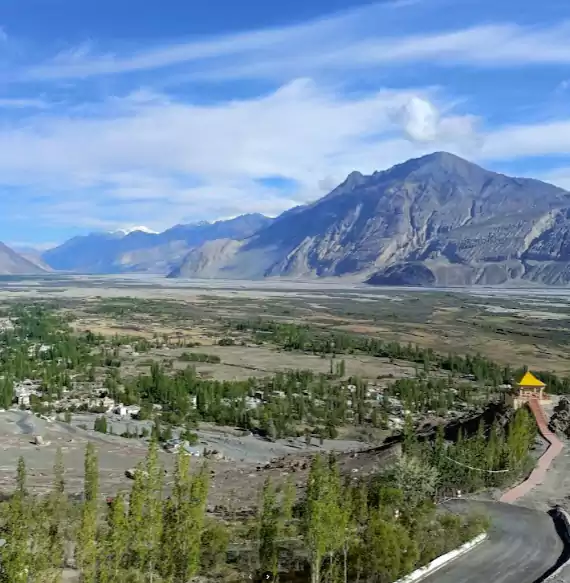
(181, 428, 199, 446)
(94, 416, 107, 434)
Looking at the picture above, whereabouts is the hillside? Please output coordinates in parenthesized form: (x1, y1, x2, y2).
(42, 214, 272, 274)
(0, 242, 48, 275)
(170, 152, 570, 286)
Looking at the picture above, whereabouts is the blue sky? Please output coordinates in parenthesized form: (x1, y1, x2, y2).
(2, 0, 570, 248)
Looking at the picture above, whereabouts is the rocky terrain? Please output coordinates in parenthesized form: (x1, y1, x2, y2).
(548, 398, 570, 438)
(171, 152, 570, 287)
(41, 213, 272, 274)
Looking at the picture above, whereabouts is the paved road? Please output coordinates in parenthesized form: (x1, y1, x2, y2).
(423, 501, 564, 583)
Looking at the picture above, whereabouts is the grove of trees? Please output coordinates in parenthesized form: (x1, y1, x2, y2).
(0, 442, 490, 583)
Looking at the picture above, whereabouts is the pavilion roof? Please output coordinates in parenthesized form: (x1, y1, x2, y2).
(517, 371, 546, 388)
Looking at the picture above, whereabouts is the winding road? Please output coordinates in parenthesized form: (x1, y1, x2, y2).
(423, 500, 564, 583)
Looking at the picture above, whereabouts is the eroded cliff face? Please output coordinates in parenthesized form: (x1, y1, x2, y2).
(172, 152, 570, 286)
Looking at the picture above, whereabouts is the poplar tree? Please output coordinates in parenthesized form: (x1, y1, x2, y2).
(1, 457, 31, 583)
(186, 461, 209, 577)
(76, 443, 99, 583)
(304, 455, 344, 583)
(259, 478, 280, 578)
(99, 493, 129, 583)
(507, 407, 535, 470)
(45, 447, 67, 579)
(141, 439, 164, 580)
(280, 476, 296, 537)
(167, 447, 210, 581)
(323, 457, 344, 583)
(159, 495, 178, 580)
(127, 461, 147, 570)
(28, 498, 53, 582)
(402, 414, 417, 457)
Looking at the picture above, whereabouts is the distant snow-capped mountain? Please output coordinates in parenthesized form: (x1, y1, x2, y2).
(41, 214, 273, 274)
(112, 226, 158, 236)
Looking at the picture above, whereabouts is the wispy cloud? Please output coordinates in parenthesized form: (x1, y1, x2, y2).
(0, 97, 49, 109)
(481, 120, 570, 160)
(10, 241, 58, 252)
(21, 9, 570, 84)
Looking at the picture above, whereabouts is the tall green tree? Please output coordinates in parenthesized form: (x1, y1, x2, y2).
(76, 443, 99, 583)
(1, 457, 31, 583)
(361, 509, 418, 583)
(41, 448, 68, 582)
(143, 439, 164, 580)
(127, 461, 147, 570)
(303, 455, 344, 583)
(99, 494, 129, 583)
(166, 447, 210, 581)
(259, 478, 280, 578)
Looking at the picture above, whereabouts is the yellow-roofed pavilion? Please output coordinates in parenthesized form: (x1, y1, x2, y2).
(506, 370, 550, 409)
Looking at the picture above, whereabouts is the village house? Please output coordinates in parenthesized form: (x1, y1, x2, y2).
(14, 379, 42, 408)
(114, 404, 141, 418)
(88, 397, 116, 412)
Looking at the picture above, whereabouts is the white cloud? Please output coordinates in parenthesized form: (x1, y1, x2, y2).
(0, 81, 479, 228)
(400, 97, 440, 142)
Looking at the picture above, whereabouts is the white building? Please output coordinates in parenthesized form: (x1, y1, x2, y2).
(245, 396, 261, 410)
(114, 404, 141, 418)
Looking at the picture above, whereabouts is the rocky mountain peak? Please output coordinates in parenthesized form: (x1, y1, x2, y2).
(171, 153, 570, 287)
(374, 151, 490, 186)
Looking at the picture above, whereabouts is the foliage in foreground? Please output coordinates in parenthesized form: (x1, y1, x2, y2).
(0, 440, 493, 583)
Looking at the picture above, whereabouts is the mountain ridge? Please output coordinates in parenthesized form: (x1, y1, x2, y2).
(170, 152, 570, 286)
(42, 213, 273, 274)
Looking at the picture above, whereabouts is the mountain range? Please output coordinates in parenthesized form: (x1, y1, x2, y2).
(168, 152, 570, 286)
(40, 214, 272, 274)
(6, 152, 570, 286)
